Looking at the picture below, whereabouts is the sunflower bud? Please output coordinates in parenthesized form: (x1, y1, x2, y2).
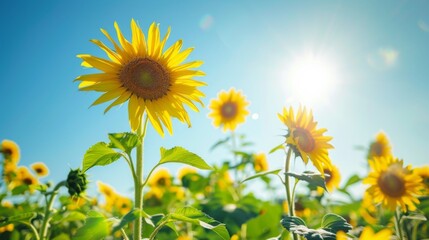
(66, 169, 88, 197)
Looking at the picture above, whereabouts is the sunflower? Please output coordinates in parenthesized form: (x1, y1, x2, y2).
(363, 156, 423, 211)
(278, 106, 334, 175)
(177, 166, 197, 182)
(253, 152, 269, 172)
(318, 164, 341, 194)
(414, 165, 429, 194)
(148, 168, 172, 187)
(115, 196, 132, 215)
(336, 226, 392, 240)
(1, 139, 20, 164)
(76, 19, 206, 135)
(208, 88, 249, 132)
(367, 131, 392, 160)
(30, 162, 49, 177)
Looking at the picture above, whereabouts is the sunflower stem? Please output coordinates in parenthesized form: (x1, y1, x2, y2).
(134, 116, 149, 240)
(394, 207, 404, 240)
(39, 181, 66, 240)
(284, 147, 298, 240)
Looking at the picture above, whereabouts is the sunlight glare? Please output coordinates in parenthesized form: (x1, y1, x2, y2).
(286, 52, 338, 106)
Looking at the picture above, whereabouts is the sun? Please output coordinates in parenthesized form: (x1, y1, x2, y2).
(285, 52, 338, 106)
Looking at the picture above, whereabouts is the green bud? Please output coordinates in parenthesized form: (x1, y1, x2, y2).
(66, 168, 88, 197)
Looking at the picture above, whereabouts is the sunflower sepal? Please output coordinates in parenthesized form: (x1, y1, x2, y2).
(285, 171, 328, 192)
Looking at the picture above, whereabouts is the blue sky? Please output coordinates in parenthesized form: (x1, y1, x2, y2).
(1, 0, 429, 197)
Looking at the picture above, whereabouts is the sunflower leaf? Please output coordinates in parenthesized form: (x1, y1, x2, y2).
(170, 207, 230, 240)
(281, 216, 336, 240)
(269, 143, 285, 154)
(112, 209, 149, 233)
(210, 137, 230, 151)
(108, 132, 140, 154)
(73, 211, 110, 240)
(159, 146, 212, 170)
(0, 212, 37, 226)
(82, 142, 122, 172)
(320, 213, 352, 233)
(285, 171, 328, 191)
(241, 169, 282, 183)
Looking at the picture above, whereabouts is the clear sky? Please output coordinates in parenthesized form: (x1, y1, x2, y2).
(1, 0, 429, 198)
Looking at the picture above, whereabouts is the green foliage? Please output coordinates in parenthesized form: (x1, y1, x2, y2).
(82, 142, 122, 172)
(73, 211, 110, 240)
(108, 132, 140, 154)
(241, 169, 282, 183)
(159, 146, 212, 170)
(286, 171, 328, 191)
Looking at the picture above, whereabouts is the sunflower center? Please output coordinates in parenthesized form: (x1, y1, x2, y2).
(378, 170, 405, 198)
(23, 177, 33, 185)
(119, 58, 170, 100)
(3, 148, 12, 157)
(324, 169, 332, 183)
(157, 177, 167, 186)
(293, 128, 316, 152)
(35, 168, 43, 174)
(221, 102, 238, 119)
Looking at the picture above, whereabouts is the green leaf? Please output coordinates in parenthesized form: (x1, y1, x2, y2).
(281, 216, 336, 240)
(108, 132, 140, 154)
(241, 169, 282, 183)
(11, 185, 29, 195)
(159, 147, 212, 170)
(210, 137, 230, 151)
(342, 174, 361, 189)
(320, 213, 352, 233)
(0, 212, 37, 226)
(82, 142, 122, 172)
(112, 209, 149, 233)
(286, 171, 328, 191)
(402, 212, 427, 221)
(170, 207, 229, 240)
(55, 211, 86, 223)
(269, 143, 285, 154)
(73, 211, 110, 240)
(51, 233, 71, 240)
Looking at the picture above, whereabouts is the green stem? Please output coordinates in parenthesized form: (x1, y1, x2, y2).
(394, 208, 404, 240)
(121, 228, 130, 240)
(134, 117, 149, 240)
(19, 221, 40, 240)
(149, 220, 169, 240)
(284, 148, 298, 240)
(230, 131, 242, 199)
(39, 181, 66, 240)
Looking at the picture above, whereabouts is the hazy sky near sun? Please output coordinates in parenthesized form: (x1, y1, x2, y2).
(1, 0, 429, 197)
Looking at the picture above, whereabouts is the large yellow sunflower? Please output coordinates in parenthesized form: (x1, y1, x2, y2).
(367, 131, 392, 160)
(208, 88, 249, 132)
(278, 106, 334, 175)
(363, 156, 423, 211)
(76, 19, 206, 135)
(414, 166, 429, 194)
(1, 140, 20, 164)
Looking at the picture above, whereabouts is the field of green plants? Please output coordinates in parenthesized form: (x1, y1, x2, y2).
(1, 19, 428, 240)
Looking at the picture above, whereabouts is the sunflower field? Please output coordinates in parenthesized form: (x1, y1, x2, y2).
(1, 5, 429, 240)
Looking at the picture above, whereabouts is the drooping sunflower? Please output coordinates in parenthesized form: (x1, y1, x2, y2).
(148, 168, 172, 188)
(317, 164, 341, 194)
(336, 226, 392, 240)
(1, 140, 20, 164)
(363, 156, 423, 211)
(253, 152, 269, 172)
(208, 88, 249, 132)
(367, 131, 392, 160)
(278, 106, 334, 175)
(31, 162, 49, 177)
(76, 19, 206, 135)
